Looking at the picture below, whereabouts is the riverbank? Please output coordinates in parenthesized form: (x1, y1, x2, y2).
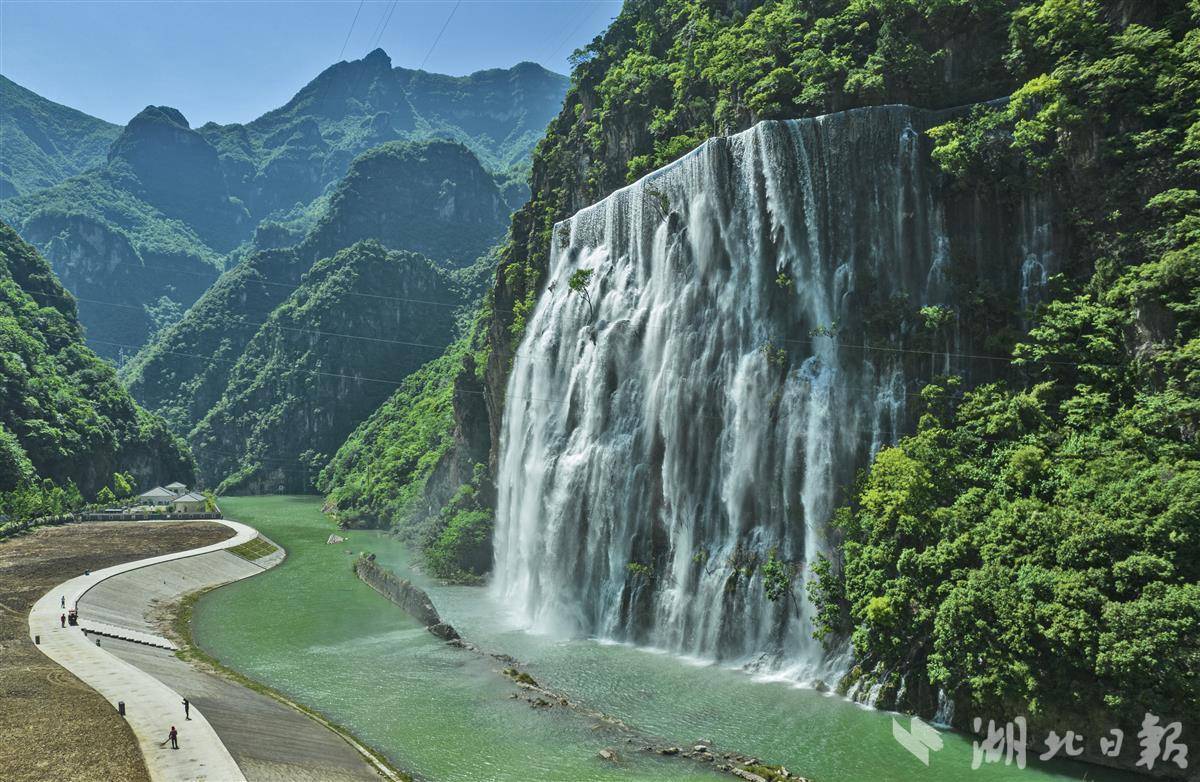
(71, 520, 404, 782)
(0, 521, 232, 782)
(168, 582, 410, 781)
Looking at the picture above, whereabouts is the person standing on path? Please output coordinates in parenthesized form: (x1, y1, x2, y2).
(60, 595, 65, 609)
(182, 698, 190, 720)
(60, 613, 65, 628)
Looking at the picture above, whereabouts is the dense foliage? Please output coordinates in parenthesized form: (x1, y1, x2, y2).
(810, 0, 1200, 743)
(189, 241, 459, 494)
(0, 480, 85, 539)
(346, 0, 1060, 583)
(0, 221, 193, 496)
(319, 341, 467, 525)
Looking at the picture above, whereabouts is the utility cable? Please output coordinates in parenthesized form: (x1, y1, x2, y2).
(417, 0, 461, 71)
(339, 0, 366, 59)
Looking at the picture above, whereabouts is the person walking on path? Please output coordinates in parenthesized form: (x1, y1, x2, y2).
(60, 613, 65, 628)
(182, 698, 190, 720)
(161, 726, 179, 750)
(60, 595, 65, 609)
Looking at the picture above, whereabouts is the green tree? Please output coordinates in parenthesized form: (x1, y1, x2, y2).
(568, 268, 596, 319)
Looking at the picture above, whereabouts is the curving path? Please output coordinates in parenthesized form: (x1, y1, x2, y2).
(28, 519, 257, 782)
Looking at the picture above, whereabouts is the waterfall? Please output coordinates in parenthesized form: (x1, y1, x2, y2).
(492, 106, 1040, 682)
(1018, 193, 1055, 316)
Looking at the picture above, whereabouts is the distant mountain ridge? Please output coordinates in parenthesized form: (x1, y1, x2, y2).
(0, 75, 121, 199)
(0, 52, 566, 359)
(121, 137, 507, 438)
(120, 138, 503, 491)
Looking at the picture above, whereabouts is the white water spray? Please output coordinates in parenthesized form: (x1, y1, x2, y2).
(493, 106, 1047, 683)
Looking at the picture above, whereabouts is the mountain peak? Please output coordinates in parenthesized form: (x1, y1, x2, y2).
(362, 47, 392, 68)
(131, 105, 191, 129)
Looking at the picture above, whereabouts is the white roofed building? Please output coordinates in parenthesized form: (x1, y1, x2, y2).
(137, 487, 176, 506)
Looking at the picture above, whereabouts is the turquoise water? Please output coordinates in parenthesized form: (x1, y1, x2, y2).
(195, 496, 1139, 782)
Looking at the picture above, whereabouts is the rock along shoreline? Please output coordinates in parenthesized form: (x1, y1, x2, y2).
(353, 554, 810, 782)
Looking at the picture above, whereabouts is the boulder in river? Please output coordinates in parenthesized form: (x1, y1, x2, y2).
(429, 622, 460, 641)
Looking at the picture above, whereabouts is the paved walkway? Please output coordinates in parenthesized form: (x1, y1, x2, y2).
(104, 636, 384, 782)
(29, 519, 256, 781)
(76, 544, 383, 782)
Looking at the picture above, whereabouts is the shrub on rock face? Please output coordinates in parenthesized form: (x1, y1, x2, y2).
(422, 478, 494, 583)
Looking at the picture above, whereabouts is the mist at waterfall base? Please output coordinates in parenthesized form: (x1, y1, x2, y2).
(493, 105, 1054, 689)
(196, 497, 1138, 782)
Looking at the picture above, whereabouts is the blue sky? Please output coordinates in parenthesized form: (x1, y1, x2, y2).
(0, 0, 621, 126)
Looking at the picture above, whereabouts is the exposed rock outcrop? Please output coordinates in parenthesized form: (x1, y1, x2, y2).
(353, 555, 456, 639)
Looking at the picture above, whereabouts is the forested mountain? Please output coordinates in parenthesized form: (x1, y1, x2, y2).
(297, 140, 511, 267)
(0, 76, 121, 199)
(189, 241, 459, 494)
(0, 222, 192, 496)
(0, 52, 566, 360)
(320, 0, 1200, 774)
(121, 138, 504, 437)
(199, 49, 567, 218)
(1, 105, 237, 361)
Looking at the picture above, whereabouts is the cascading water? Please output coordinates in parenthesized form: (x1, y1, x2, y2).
(493, 105, 1049, 684)
(1018, 193, 1055, 315)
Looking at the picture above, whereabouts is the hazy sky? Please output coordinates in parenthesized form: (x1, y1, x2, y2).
(0, 0, 621, 127)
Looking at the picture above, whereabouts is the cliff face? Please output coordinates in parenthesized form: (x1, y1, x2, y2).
(0, 105, 234, 361)
(492, 106, 1051, 663)
(16, 211, 218, 362)
(302, 140, 510, 268)
(0, 221, 193, 495)
(106, 106, 247, 251)
(427, 0, 1037, 520)
(371, 4, 1197, 779)
(318, 0, 1035, 579)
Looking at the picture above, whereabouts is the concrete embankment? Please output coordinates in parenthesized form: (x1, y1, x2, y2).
(29, 520, 260, 782)
(32, 523, 397, 782)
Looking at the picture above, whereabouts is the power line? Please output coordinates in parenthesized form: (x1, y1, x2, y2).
(27, 284, 1123, 371)
(66, 256, 477, 312)
(545, 2, 604, 63)
(367, 0, 397, 49)
(417, 0, 460, 71)
(338, 0, 366, 60)
(373, 0, 400, 49)
(27, 290, 455, 353)
(94, 332, 950, 408)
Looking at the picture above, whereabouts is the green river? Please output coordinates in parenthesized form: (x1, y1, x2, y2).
(194, 496, 1140, 782)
